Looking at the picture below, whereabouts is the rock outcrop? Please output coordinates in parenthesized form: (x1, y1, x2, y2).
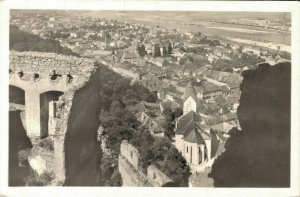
(209, 62, 291, 187)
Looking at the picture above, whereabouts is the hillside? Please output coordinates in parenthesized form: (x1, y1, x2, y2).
(9, 25, 79, 56)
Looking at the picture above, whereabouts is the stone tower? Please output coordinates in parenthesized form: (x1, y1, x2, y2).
(183, 81, 197, 114)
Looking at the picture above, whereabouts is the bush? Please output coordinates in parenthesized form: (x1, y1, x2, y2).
(24, 169, 55, 186)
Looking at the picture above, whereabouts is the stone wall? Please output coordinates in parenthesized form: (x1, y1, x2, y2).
(28, 145, 54, 176)
(118, 140, 174, 187)
(10, 51, 94, 76)
(119, 140, 141, 170)
(118, 154, 150, 186)
(147, 165, 174, 187)
(9, 51, 97, 185)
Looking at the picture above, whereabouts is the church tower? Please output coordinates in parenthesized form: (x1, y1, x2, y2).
(183, 81, 197, 114)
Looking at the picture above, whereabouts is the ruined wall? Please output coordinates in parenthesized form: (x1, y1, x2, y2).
(147, 165, 175, 187)
(10, 51, 93, 75)
(118, 140, 150, 186)
(119, 140, 141, 170)
(118, 140, 174, 187)
(28, 146, 54, 175)
(9, 51, 96, 184)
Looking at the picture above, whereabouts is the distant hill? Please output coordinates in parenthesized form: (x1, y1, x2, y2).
(9, 25, 79, 57)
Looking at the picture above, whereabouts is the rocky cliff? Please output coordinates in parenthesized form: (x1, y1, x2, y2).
(209, 62, 291, 187)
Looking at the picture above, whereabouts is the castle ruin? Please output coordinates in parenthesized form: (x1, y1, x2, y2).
(118, 140, 175, 187)
(9, 51, 95, 183)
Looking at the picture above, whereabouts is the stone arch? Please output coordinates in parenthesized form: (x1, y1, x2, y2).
(9, 73, 27, 91)
(39, 90, 64, 138)
(9, 85, 25, 105)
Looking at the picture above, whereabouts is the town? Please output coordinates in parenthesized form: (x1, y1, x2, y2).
(9, 10, 291, 187)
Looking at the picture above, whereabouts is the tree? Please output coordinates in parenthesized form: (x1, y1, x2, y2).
(154, 146, 191, 187)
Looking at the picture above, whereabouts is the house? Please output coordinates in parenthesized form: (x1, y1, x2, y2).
(141, 74, 162, 92)
(149, 57, 168, 67)
(160, 99, 182, 113)
(242, 46, 261, 56)
(136, 112, 167, 137)
(122, 44, 139, 63)
(70, 32, 78, 38)
(158, 85, 182, 101)
(220, 112, 238, 122)
(196, 82, 223, 100)
(211, 121, 240, 134)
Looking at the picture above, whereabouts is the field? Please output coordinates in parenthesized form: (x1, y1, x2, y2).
(81, 11, 291, 45)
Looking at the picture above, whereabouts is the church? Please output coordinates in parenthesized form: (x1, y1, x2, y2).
(174, 81, 212, 166)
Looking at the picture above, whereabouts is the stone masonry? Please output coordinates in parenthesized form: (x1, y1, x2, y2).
(9, 51, 96, 184)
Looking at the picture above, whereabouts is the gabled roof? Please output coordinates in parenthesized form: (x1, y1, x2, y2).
(123, 51, 138, 59)
(124, 44, 137, 52)
(184, 127, 204, 144)
(175, 110, 212, 144)
(160, 99, 181, 111)
(182, 121, 211, 143)
(176, 111, 201, 134)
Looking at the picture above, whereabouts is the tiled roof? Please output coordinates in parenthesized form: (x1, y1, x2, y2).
(123, 52, 138, 59)
(183, 126, 204, 144)
(124, 44, 137, 52)
(220, 112, 238, 122)
(176, 111, 211, 144)
(160, 99, 181, 111)
(176, 111, 202, 134)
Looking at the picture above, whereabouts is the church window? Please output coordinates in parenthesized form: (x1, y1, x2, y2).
(130, 151, 133, 159)
(186, 146, 188, 153)
(190, 146, 193, 163)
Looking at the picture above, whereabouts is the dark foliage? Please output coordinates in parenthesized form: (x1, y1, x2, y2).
(96, 65, 189, 186)
(209, 62, 291, 187)
(130, 133, 191, 187)
(162, 108, 183, 140)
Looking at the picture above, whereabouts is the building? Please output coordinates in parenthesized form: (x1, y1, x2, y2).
(136, 112, 167, 137)
(122, 44, 139, 63)
(196, 82, 223, 101)
(149, 57, 168, 67)
(174, 81, 212, 167)
(160, 99, 181, 113)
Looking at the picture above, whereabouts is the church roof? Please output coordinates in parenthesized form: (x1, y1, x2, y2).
(183, 127, 204, 144)
(176, 111, 211, 144)
(176, 111, 202, 135)
(183, 81, 197, 102)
